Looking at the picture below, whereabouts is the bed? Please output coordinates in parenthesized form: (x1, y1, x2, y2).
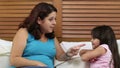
(0, 38, 120, 68)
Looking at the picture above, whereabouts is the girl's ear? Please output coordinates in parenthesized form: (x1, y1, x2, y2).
(37, 17, 42, 24)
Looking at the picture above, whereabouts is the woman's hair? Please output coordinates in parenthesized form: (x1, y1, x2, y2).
(91, 25, 120, 68)
(19, 2, 57, 39)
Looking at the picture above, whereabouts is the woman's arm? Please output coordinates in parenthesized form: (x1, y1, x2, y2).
(54, 37, 84, 61)
(79, 46, 106, 62)
(10, 28, 46, 67)
(54, 37, 65, 60)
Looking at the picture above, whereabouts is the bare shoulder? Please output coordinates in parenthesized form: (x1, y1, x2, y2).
(17, 28, 28, 35)
(16, 28, 28, 37)
(91, 45, 107, 57)
(96, 45, 107, 55)
(13, 28, 28, 41)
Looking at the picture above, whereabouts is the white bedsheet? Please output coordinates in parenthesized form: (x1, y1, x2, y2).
(55, 40, 120, 68)
(0, 39, 12, 68)
(0, 39, 12, 56)
(0, 39, 120, 68)
(55, 41, 92, 68)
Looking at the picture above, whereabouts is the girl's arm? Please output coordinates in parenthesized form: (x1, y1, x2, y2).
(79, 46, 106, 61)
(79, 49, 90, 56)
(10, 28, 46, 67)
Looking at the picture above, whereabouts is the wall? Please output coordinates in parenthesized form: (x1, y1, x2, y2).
(0, 0, 120, 42)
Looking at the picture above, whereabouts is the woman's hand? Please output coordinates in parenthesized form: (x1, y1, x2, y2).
(66, 44, 85, 57)
(36, 63, 47, 67)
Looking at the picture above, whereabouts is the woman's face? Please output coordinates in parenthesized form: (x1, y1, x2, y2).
(91, 38, 100, 49)
(38, 12, 57, 33)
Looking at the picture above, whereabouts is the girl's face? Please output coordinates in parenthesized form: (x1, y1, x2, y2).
(91, 38, 100, 49)
(38, 12, 56, 33)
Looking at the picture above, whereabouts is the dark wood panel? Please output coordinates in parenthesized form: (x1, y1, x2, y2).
(63, 30, 120, 34)
(63, 10, 120, 13)
(0, 30, 17, 33)
(63, 30, 91, 34)
(63, 18, 120, 21)
(0, 2, 39, 6)
(62, 22, 120, 26)
(0, 14, 29, 18)
(62, 26, 120, 30)
(0, 22, 20, 25)
(0, 6, 34, 10)
(0, 0, 51, 2)
(0, 26, 18, 29)
(62, 34, 120, 39)
(63, 14, 120, 18)
(63, 1, 120, 5)
(0, 34, 15, 37)
(63, 5, 120, 9)
(0, 0, 54, 41)
(0, 10, 31, 14)
(0, 18, 25, 22)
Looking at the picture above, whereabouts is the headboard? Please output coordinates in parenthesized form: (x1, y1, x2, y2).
(0, 0, 53, 41)
(0, 0, 120, 42)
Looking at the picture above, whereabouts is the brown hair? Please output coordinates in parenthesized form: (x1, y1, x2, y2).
(19, 2, 57, 39)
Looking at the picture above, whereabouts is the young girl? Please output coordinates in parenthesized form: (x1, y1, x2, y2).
(79, 25, 120, 68)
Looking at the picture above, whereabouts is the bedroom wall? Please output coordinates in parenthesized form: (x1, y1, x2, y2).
(0, 0, 54, 40)
(0, 0, 120, 42)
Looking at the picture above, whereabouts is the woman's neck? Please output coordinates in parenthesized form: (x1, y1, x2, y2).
(40, 34, 48, 42)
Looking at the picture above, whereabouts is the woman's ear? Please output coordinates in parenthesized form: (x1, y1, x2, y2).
(37, 17, 42, 24)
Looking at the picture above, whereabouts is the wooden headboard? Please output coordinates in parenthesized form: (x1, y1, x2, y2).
(0, 0, 53, 41)
(0, 0, 120, 42)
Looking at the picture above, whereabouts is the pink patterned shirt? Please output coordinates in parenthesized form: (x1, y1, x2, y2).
(90, 44, 113, 68)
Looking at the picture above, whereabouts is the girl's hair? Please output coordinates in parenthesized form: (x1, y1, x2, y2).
(91, 25, 120, 68)
(19, 2, 57, 39)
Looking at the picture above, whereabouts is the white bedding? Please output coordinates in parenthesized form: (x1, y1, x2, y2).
(0, 39, 120, 68)
(55, 41, 92, 68)
(0, 39, 12, 68)
(0, 56, 10, 68)
(55, 40, 120, 68)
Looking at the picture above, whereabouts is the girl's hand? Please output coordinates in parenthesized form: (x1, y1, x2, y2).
(66, 44, 85, 57)
(89, 58, 97, 62)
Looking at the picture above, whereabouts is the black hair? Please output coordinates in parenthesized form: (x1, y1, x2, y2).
(91, 25, 120, 68)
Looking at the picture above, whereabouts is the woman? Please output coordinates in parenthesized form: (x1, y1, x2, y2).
(10, 2, 83, 68)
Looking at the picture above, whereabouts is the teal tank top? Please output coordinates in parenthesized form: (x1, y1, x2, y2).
(11, 33, 56, 68)
(23, 33, 56, 68)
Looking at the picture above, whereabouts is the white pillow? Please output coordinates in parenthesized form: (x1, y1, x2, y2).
(0, 39, 12, 56)
(55, 40, 120, 68)
(0, 39, 12, 68)
(55, 57, 89, 68)
(60, 41, 92, 58)
(0, 56, 10, 68)
(117, 40, 120, 54)
(55, 41, 92, 68)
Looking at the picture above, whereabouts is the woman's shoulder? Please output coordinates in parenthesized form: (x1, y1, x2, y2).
(15, 28, 28, 38)
(17, 28, 28, 34)
(18, 28, 27, 32)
